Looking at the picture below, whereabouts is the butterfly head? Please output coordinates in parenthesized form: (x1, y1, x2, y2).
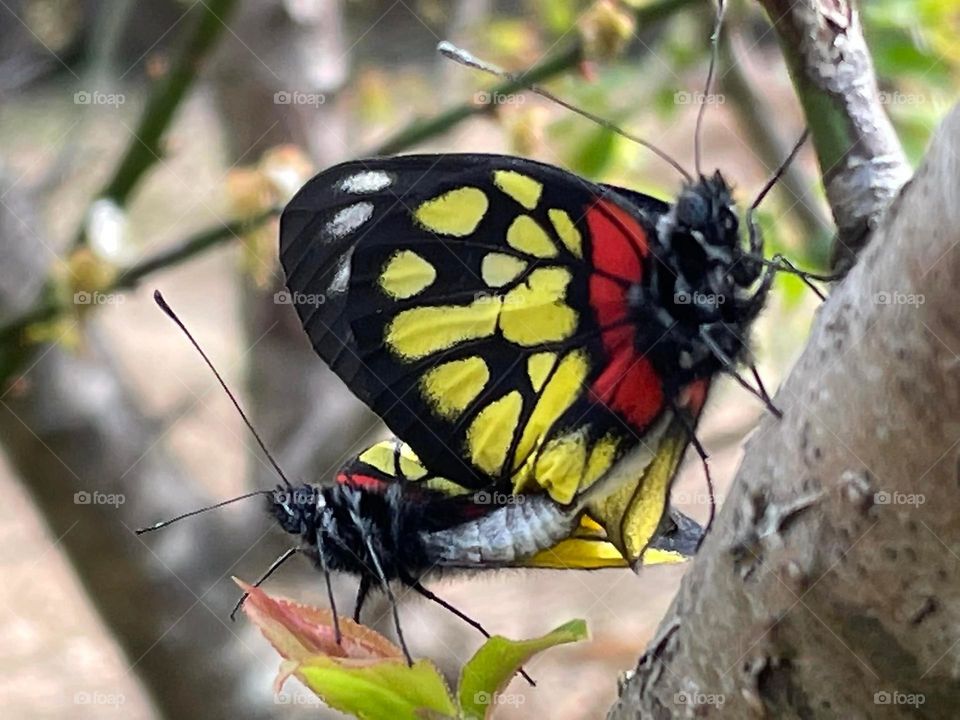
(655, 171, 761, 309)
(268, 483, 321, 535)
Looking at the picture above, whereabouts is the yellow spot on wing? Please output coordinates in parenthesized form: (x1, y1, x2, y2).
(421, 357, 490, 420)
(500, 267, 577, 346)
(584, 415, 687, 564)
(533, 430, 588, 504)
(387, 297, 501, 360)
(512, 349, 589, 475)
(582, 434, 620, 491)
(481, 253, 527, 288)
(549, 208, 582, 258)
(467, 391, 523, 475)
(526, 352, 556, 392)
(414, 187, 488, 236)
(506, 215, 557, 258)
(358, 442, 398, 476)
(379, 250, 437, 299)
(423, 478, 472, 496)
(493, 170, 542, 210)
(397, 443, 427, 480)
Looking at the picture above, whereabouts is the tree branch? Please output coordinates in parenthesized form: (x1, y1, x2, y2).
(757, 0, 911, 270)
(73, 0, 240, 247)
(610, 102, 960, 720)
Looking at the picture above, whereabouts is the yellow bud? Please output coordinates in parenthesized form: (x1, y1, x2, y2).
(258, 145, 314, 204)
(507, 107, 548, 157)
(578, 0, 636, 62)
(226, 168, 273, 220)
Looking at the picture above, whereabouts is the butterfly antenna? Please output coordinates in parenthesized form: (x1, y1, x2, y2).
(437, 41, 692, 183)
(749, 128, 810, 217)
(135, 489, 274, 534)
(153, 290, 293, 490)
(694, 0, 726, 177)
(230, 547, 299, 620)
(741, 129, 838, 295)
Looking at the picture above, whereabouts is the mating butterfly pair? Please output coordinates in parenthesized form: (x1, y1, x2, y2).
(262, 151, 784, 660)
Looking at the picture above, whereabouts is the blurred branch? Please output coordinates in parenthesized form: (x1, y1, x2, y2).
(0, 209, 278, 347)
(374, 0, 697, 155)
(720, 33, 834, 267)
(73, 0, 240, 248)
(757, 0, 911, 271)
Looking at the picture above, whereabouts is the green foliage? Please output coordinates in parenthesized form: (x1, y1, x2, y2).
(458, 620, 588, 720)
(240, 580, 588, 719)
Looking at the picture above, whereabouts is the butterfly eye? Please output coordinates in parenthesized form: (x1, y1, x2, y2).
(676, 192, 709, 227)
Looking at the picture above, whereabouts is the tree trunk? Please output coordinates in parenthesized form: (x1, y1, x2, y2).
(610, 102, 960, 720)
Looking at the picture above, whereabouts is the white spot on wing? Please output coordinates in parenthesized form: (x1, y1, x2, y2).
(325, 202, 373, 240)
(329, 252, 352, 294)
(339, 171, 392, 194)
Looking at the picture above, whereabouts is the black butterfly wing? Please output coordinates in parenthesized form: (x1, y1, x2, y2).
(281, 154, 673, 501)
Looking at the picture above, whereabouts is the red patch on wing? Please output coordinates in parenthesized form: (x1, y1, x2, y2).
(586, 198, 664, 431)
(336, 472, 387, 492)
(586, 199, 649, 282)
(590, 353, 664, 430)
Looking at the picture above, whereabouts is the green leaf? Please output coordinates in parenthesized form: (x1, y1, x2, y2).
(296, 656, 457, 720)
(568, 126, 618, 177)
(458, 620, 588, 720)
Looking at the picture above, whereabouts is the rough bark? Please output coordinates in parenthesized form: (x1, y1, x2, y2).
(758, 0, 911, 269)
(610, 103, 960, 720)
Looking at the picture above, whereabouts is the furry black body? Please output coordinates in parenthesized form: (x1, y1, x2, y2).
(633, 172, 770, 399)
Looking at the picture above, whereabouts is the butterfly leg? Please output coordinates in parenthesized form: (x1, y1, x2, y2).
(230, 547, 299, 621)
(400, 573, 536, 687)
(353, 575, 371, 623)
(361, 535, 413, 665)
(667, 398, 716, 541)
(699, 324, 782, 418)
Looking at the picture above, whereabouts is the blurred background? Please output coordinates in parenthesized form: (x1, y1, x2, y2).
(0, 0, 956, 717)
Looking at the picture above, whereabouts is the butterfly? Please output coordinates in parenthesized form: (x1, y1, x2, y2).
(277, 152, 774, 561)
